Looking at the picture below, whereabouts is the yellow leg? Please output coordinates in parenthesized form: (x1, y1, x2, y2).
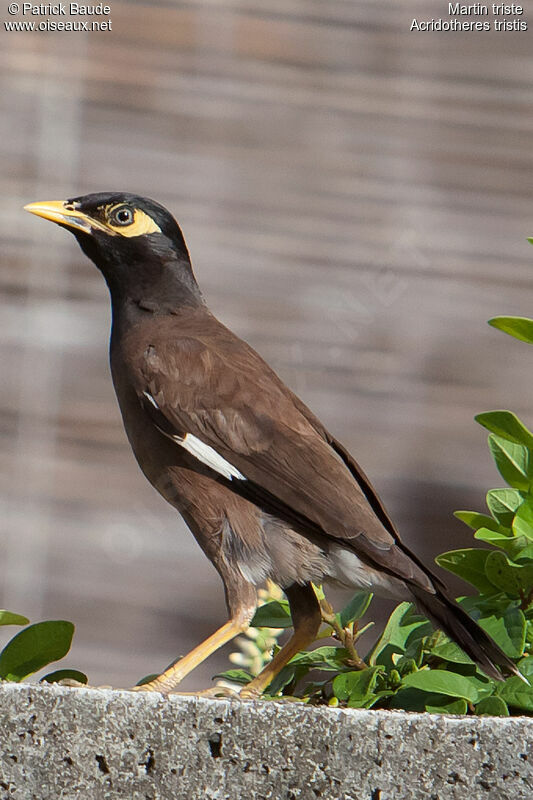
(240, 624, 318, 699)
(240, 582, 321, 699)
(134, 618, 248, 695)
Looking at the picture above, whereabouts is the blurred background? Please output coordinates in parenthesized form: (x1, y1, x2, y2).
(1, 0, 533, 689)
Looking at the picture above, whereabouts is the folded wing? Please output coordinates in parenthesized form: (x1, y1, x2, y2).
(135, 327, 436, 593)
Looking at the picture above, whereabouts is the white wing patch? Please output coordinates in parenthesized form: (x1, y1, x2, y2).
(178, 433, 246, 481)
(142, 392, 245, 481)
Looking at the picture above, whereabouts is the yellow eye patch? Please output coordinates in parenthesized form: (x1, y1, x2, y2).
(104, 205, 162, 238)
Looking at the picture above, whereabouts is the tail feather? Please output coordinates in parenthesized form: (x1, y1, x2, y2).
(411, 586, 522, 683)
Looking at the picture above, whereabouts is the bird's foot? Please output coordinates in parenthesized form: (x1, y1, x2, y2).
(172, 686, 241, 699)
(130, 682, 240, 700)
(238, 684, 262, 700)
(57, 678, 90, 688)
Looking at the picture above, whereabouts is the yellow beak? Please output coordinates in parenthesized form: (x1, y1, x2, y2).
(24, 201, 109, 234)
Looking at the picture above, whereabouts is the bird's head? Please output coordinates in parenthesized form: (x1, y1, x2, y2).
(24, 192, 202, 309)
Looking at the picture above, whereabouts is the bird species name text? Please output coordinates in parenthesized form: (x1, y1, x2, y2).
(411, 1, 527, 31)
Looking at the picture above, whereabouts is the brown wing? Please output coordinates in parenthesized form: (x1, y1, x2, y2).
(133, 316, 434, 591)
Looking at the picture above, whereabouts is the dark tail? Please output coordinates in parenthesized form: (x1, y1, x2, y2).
(411, 585, 522, 682)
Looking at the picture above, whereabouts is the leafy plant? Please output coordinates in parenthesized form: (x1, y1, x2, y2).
(0, 610, 86, 685)
(217, 314, 533, 715)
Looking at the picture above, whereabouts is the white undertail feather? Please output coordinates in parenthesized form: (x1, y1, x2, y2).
(328, 544, 410, 599)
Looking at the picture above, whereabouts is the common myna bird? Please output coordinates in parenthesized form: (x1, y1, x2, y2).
(25, 192, 520, 696)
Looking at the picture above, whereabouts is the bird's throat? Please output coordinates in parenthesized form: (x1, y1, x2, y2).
(105, 255, 205, 319)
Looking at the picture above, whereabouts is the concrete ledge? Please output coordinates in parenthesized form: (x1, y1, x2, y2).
(0, 683, 531, 800)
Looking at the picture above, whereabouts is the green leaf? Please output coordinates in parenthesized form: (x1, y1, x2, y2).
(454, 511, 503, 533)
(476, 411, 533, 450)
(486, 488, 524, 527)
(0, 611, 30, 627)
(489, 316, 533, 345)
(475, 696, 509, 716)
(388, 688, 470, 713)
(457, 672, 495, 702)
(332, 666, 383, 707)
(368, 603, 432, 668)
(287, 646, 349, 671)
(474, 527, 514, 550)
(251, 601, 292, 629)
(429, 638, 475, 666)
(394, 656, 419, 676)
(267, 664, 309, 696)
(488, 435, 533, 491)
(477, 606, 526, 658)
(362, 689, 396, 709)
(458, 593, 511, 617)
(485, 551, 533, 601)
(516, 655, 533, 678)
(497, 675, 533, 712)
(512, 502, 533, 542)
(388, 688, 430, 712)
(41, 669, 88, 684)
(212, 669, 253, 686)
(516, 654, 533, 685)
(509, 541, 533, 562)
(435, 549, 496, 594)
(401, 670, 480, 703)
(425, 696, 468, 715)
(338, 592, 373, 628)
(0, 621, 74, 682)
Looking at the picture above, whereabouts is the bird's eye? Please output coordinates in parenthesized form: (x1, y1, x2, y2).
(111, 206, 134, 226)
